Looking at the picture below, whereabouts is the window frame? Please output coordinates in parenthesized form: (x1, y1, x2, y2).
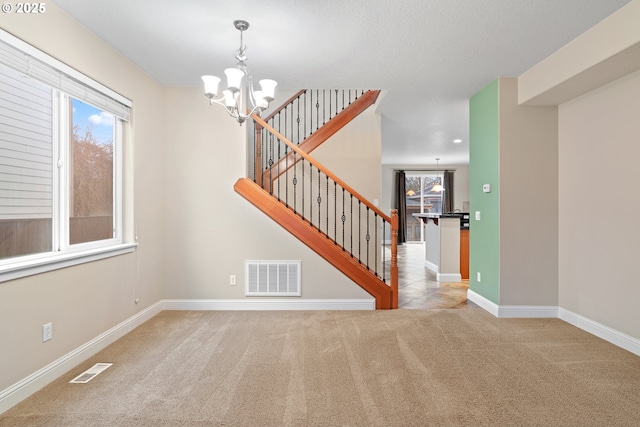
(0, 30, 136, 283)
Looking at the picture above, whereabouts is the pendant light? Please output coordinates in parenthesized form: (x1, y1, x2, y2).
(432, 158, 444, 192)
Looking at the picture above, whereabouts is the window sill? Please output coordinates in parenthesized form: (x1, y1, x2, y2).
(0, 243, 138, 283)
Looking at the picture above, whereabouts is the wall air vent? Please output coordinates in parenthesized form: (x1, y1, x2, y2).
(69, 363, 113, 384)
(245, 260, 301, 296)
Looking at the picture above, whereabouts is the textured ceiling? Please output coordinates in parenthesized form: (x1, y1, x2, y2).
(51, 0, 632, 166)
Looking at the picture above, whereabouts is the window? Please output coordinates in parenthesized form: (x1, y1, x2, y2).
(69, 99, 117, 245)
(0, 29, 133, 280)
(405, 173, 444, 242)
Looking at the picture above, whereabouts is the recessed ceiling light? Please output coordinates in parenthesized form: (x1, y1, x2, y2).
(453, 139, 462, 143)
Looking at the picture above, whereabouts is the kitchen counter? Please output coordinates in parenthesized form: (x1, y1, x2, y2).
(412, 213, 465, 282)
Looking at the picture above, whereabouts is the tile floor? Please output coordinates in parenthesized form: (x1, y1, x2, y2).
(390, 242, 479, 310)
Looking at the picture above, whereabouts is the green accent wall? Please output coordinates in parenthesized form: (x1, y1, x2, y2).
(469, 79, 500, 304)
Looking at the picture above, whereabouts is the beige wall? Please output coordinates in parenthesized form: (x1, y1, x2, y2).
(498, 78, 558, 306)
(0, 20, 376, 411)
(312, 106, 382, 202)
(0, 1, 165, 391)
(558, 69, 640, 339)
(515, 0, 640, 339)
(161, 86, 372, 301)
(0, 4, 379, 399)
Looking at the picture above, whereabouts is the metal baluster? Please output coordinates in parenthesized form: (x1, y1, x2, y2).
(285, 135, 289, 208)
(350, 194, 353, 257)
(283, 105, 287, 152)
(322, 89, 326, 125)
(292, 152, 297, 214)
(366, 207, 370, 270)
(325, 175, 329, 237)
(268, 132, 273, 194)
(315, 89, 320, 131)
(334, 181, 337, 244)
(276, 136, 281, 201)
(296, 94, 301, 145)
(289, 96, 295, 142)
(301, 158, 305, 219)
(309, 162, 313, 226)
(251, 120, 256, 182)
(358, 200, 361, 263)
(317, 168, 321, 232)
(382, 220, 387, 282)
(309, 90, 313, 134)
(341, 188, 345, 251)
(374, 213, 379, 277)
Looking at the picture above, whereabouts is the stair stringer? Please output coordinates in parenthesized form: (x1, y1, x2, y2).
(234, 177, 393, 309)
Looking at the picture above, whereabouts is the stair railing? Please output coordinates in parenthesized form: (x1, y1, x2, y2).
(262, 89, 369, 146)
(249, 114, 398, 304)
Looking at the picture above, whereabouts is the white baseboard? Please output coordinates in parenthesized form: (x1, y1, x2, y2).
(468, 290, 640, 356)
(467, 290, 556, 318)
(424, 260, 439, 273)
(498, 305, 558, 318)
(467, 289, 558, 319)
(559, 308, 640, 356)
(0, 301, 163, 415)
(163, 298, 375, 311)
(467, 289, 499, 316)
(437, 273, 462, 282)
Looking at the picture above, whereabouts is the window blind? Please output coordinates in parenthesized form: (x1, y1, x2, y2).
(0, 65, 53, 220)
(0, 29, 131, 121)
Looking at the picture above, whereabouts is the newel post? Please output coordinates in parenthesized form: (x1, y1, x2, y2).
(390, 208, 399, 309)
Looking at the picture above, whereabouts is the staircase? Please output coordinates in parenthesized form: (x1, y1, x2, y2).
(234, 90, 398, 309)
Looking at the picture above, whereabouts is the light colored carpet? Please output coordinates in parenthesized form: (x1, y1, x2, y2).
(2, 309, 640, 426)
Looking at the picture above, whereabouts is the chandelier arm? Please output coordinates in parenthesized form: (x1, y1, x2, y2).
(208, 98, 240, 119)
(245, 103, 266, 118)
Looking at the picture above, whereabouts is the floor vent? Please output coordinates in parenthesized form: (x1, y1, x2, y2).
(69, 363, 112, 384)
(246, 260, 301, 296)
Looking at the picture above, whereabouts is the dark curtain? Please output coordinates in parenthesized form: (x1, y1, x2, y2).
(444, 170, 454, 213)
(394, 170, 407, 244)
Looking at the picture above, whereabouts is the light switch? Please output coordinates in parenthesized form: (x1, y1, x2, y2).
(475, 211, 481, 221)
(483, 184, 491, 193)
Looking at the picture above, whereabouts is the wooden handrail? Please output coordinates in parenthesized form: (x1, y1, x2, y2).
(252, 113, 392, 223)
(235, 177, 394, 309)
(261, 90, 381, 186)
(263, 89, 307, 122)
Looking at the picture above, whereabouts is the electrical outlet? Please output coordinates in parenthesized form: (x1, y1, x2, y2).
(42, 322, 52, 342)
(477, 272, 481, 282)
(229, 275, 236, 286)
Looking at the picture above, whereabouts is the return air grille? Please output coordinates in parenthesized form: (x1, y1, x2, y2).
(245, 260, 301, 296)
(69, 363, 112, 383)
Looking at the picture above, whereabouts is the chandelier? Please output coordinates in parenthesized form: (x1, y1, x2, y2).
(201, 20, 277, 125)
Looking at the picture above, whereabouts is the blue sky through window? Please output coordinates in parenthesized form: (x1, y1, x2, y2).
(72, 99, 114, 145)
